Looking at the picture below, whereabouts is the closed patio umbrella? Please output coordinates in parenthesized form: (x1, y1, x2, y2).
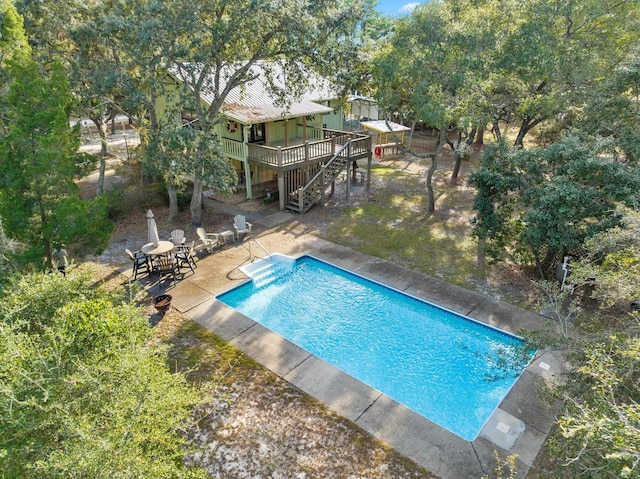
(146, 209, 160, 246)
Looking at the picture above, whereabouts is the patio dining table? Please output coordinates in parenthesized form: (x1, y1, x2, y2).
(141, 241, 174, 258)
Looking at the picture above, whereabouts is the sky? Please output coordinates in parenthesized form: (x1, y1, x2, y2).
(375, 0, 424, 16)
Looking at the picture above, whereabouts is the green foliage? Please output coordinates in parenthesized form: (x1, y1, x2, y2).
(569, 207, 640, 312)
(0, 10, 112, 268)
(146, 120, 237, 195)
(0, 1, 31, 72)
(547, 334, 640, 478)
(0, 270, 207, 479)
(469, 134, 640, 271)
(0, 268, 104, 331)
(579, 50, 640, 162)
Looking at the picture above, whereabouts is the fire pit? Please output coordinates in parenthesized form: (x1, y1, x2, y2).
(153, 294, 172, 314)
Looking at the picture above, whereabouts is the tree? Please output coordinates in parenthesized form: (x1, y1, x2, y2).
(135, 0, 366, 226)
(13, 0, 136, 197)
(145, 117, 237, 220)
(480, 0, 638, 151)
(469, 134, 640, 277)
(0, 0, 31, 108)
(69, 10, 130, 196)
(0, 7, 112, 268)
(372, 1, 487, 210)
(566, 207, 640, 312)
(545, 333, 640, 478)
(0, 269, 207, 478)
(578, 49, 640, 162)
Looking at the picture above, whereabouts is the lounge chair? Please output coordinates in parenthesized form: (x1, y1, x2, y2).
(170, 229, 186, 246)
(196, 227, 222, 252)
(233, 214, 252, 240)
(125, 248, 150, 280)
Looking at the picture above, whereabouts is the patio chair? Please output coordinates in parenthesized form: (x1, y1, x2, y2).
(152, 255, 177, 284)
(196, 227, 222, 252)
(125, 248, 150, 280)
(170, 229, 186, 246)
(233, 214, 252, 240)
(174, 241, 197, 274)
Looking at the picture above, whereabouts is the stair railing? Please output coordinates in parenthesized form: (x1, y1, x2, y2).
(288, 140, 352, 213)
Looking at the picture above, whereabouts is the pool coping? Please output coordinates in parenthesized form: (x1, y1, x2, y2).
(152, 228, 564, 479)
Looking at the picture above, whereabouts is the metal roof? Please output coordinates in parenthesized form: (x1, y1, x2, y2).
(174, 62, 338, 124)
(360, 120, 411, 133)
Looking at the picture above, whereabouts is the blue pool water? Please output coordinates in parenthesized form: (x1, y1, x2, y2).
(217, 255, 532, 441)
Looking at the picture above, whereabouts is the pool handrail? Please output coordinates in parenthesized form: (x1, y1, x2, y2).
(243, 238, 272, 262)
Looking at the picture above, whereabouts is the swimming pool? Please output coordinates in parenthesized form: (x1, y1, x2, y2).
(216, 254, 533, 441)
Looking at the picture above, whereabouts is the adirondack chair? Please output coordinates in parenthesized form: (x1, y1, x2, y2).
(196, 227, 222, 252)
(170, 229, 186, 246)
(233, 215, 252, 240)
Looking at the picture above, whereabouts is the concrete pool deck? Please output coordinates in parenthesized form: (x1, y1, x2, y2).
(142, 213, 564, 479)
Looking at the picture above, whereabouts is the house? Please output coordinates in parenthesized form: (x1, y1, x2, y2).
(163, 62, 373, 213)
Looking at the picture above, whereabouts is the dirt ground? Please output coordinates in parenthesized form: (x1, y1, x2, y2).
(79, 127, 537, 479)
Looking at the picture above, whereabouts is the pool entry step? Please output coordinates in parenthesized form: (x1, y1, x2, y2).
(240, 253, 297, 288)
(251, 262, 294, 287)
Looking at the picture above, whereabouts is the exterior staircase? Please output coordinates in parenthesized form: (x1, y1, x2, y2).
(285, 141, 355, 213)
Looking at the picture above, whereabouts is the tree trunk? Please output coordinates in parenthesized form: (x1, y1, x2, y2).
(492, 120, 502, 142)
(514, 115, 542, 147)
(451, 149, 463, 180)
(450, 127, 476, 181)
(514, 116, 530, 147)
(426, 129, 446, 213)
(407, 120, 416, 150)
(448, 130, 463, 181)
(167, 179, 179, 221)
(96, 121, 108, 196)
(190, 176, 204, 227)
(475, 126, 485, 145)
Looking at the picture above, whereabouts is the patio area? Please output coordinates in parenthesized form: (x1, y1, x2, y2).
(122, 208, 562, 479)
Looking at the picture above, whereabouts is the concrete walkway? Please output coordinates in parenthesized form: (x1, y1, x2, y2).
(139, 210, 564, 479)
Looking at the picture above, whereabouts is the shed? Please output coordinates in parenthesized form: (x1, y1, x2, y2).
(347, 94, 379, 121)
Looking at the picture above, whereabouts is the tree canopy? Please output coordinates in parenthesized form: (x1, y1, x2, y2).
(0, 269, 207, 478)
(0, 6, 112, 268)
(469, 134, 640, 275)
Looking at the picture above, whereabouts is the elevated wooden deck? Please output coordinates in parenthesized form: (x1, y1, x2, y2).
(221, 129, 371, 171)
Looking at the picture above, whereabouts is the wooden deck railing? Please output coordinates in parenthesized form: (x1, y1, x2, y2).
(244, 129, 369, 169)
(221, 138, 247, 161)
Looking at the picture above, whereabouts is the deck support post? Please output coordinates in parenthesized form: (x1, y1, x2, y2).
(277, 147, 285, 210)
(243, 159, 252, 199)
(345, 157, 351, 200)
(321, 165, 326, 207)
(366, 136, 373, 191)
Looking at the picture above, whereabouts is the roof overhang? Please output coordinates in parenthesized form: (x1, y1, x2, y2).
(360, 120, 411, 134)
(222, 100, 333, 124)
